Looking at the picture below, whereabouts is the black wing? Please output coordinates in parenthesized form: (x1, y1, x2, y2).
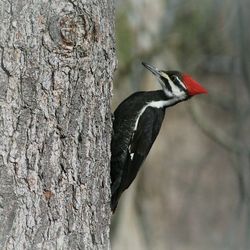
(111, 106, 165, 211)
(123, 106, 165, 189)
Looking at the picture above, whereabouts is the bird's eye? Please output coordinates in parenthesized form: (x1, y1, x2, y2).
(171, 75, 178, 82)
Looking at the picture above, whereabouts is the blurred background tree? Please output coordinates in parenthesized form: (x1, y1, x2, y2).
(111, 0, 250, 250)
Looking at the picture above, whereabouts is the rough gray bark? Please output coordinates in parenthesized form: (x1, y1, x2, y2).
(0, 0, 115, 249)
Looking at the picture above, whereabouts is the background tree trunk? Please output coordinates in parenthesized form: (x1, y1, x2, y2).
(0, 0, 115, 249)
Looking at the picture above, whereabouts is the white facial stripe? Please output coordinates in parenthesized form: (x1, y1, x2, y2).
(159, 83, 173, 96)
(160, 72, 185, 97)
(155, 72, 173, 97)
(175, 76, 186, 89)
(166, 75, 183, 96)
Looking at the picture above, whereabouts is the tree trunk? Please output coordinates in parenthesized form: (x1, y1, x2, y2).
(0, 0, 115, 249)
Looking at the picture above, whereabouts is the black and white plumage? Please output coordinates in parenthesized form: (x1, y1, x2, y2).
(110, 62, 207, 212)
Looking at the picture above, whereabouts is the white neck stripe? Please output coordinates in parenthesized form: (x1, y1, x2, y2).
(133, 99, 181, 132)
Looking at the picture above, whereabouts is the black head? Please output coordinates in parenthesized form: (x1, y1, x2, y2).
(142, 62, 207, 98)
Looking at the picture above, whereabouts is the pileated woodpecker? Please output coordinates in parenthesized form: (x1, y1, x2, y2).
(111, 62, 207, 212)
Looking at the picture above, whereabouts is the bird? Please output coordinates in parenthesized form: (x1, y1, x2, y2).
(110, 62, 207, 212)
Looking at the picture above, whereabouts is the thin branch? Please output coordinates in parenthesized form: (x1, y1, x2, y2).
(189, 101, 246, 154)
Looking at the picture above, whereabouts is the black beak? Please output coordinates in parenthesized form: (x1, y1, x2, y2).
(142, 62, 161, 77)
(142, 62, 175, 98)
